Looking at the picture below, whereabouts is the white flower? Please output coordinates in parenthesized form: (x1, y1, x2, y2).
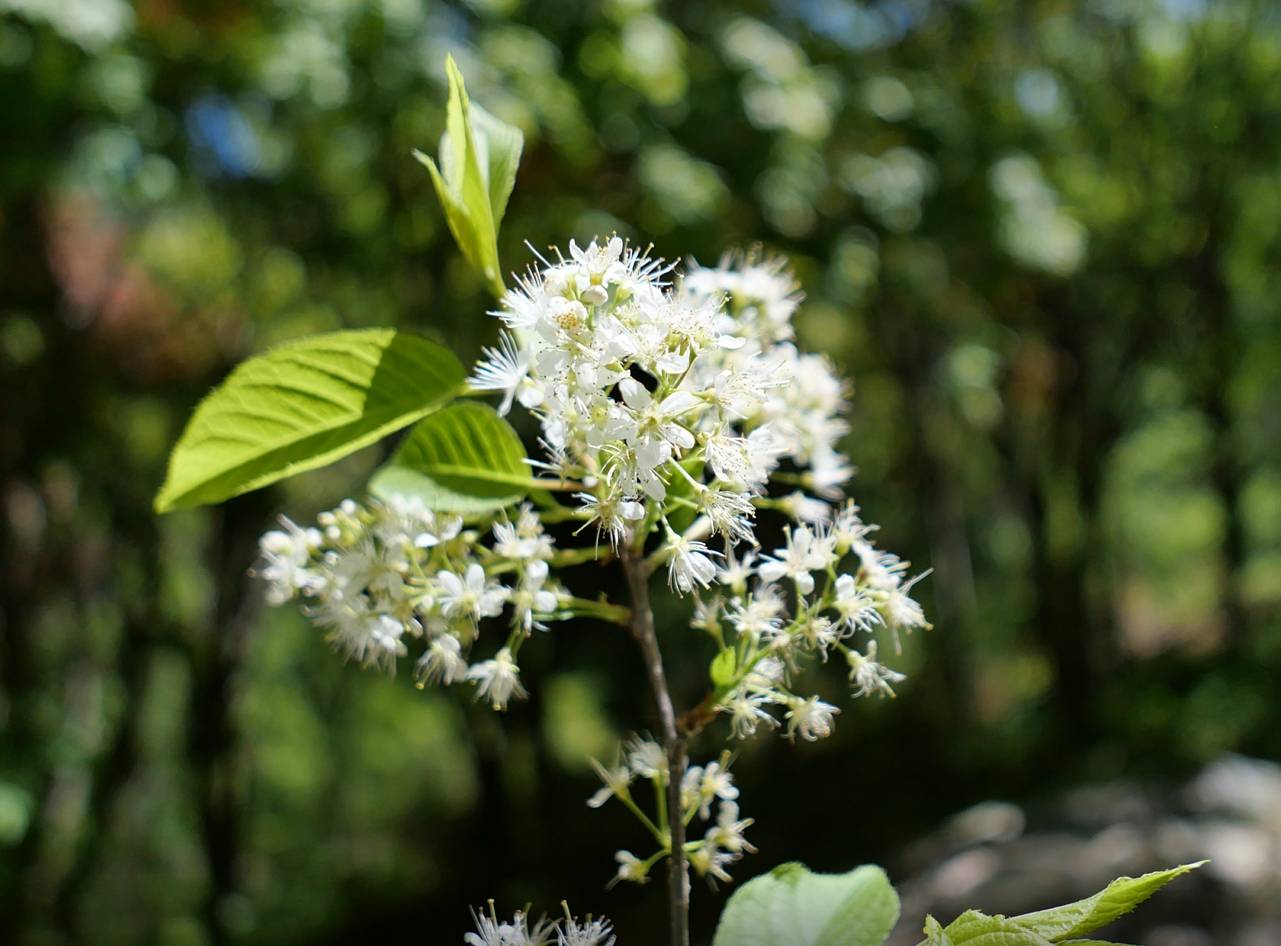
(625, 736, 668, 781)
(832, 573, 882, 634)
(882, 570, 932, 633)
(317, 600, 408, 674)
(854, 542, 910, 592)
(696, 485, 757, 545)
(466, 647, 528, 710)
(618, 377, 700, 454)
(744, 656, 786, 690)
(610, 850, 650, 886)
(587, 758, 633, 808)
(702, 429, 754, 484)
(724, 687, 779, 739)
(757, 525, 830, 595)
(375, 494, 459, 550)
(437, 563, 509, 623)
(493, 505, 554, 561)
(688, 843, 737, 886)
(511, 559, 559, 633)
(847, 640, 907, 698)
(689, 759, 738, 819)
(664, 533, 722, 594)
(793, 613, 840, 656)
(416, 634, 468, 687)
(558, 913, 615, 946)
(779, 491, 831, 524)
(575, 492, 645, 548)
(470, 332, 539, 415)
(256, 517, 321, 604)
(465, 905, 556, 946)
(829, 501, 870, 548)
(705, 800, 757, 855)
(808, 450, 853, 500)
(785, 695, 840, 742)
(716, 550, 757, 593)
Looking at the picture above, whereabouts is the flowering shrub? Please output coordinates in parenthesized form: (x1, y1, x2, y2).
(155, 58, 1200, 946)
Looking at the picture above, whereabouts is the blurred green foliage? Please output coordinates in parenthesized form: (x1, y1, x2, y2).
(2, 0, 1279, 944)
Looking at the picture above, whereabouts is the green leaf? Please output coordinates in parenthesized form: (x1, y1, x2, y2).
(470, 102, 523, 229)
(922, 917, 954, 946)
(155, 330, 463, 513)
(713, 862, 900, 946)
(1012, 863, 1205, 942)
(940, 911, 1053, 946)
(710, 648, 737, 688)
(415, 55, 523, 299)
(369, 402, 531, 515)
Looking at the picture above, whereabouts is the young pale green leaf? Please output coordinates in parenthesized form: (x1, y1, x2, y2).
(369, 402, 531, 515)
(939, 911, 1053, 946)
(469, 102, 523, 230)
(922, 917, 954, 946)
(712, 863, 900, 946)
(1012, 863, 1205, 942)
(415, 55, 523, 299)
(710, 648, 737, 688)
(155, 330, 464, 513)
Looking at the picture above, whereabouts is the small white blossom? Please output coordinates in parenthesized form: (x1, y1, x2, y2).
(256, 517, 322, 604)
(437, 563, 509, 624)
(610, 850, 650, 886)
(625, 736, 668, 781)
(882, 570, 932, 633)
(465, 905, 556, 946)
(416, 634, 468, 687)
(785, 695, 840, 742)
(688, 843, 738, 886)
(511, 560, 559, 633)
(757, 525, 832, 595)
(466, 647, 528, 710)
(724, 688, 780, 739)
(664, 533, 722, 595)
(558, 912, 616, 946)
(689, 759, 738, 819)
(587, 759, 633, 808)
(576, 492, 645, 549)
(833, 573, 882, 634)
(847, 640, 907, 699)
(705, 800, 757, 855)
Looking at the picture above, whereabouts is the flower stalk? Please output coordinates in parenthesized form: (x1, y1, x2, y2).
(621, 550, 690, 946)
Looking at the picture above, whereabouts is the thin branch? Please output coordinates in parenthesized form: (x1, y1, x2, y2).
(621, 550, 689, 946)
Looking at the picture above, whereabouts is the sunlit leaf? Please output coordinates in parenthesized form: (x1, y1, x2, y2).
(1012, 863, 1205, 942)
(713, 863, 900, 946)
(415, 55, 523, 299)
(155, 330, 463, 512)
(369, 401, 531, 515)
(937, 911, 1053, 946)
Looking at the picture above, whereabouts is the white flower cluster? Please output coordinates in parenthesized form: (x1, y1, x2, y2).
(680, 253, 853, 502)
(256, 497, 562, 709)
(470, 239, 849, 577)
(589, 739, 755, 889)
(252, 237, 933, 906)
(465, 903, 615, 946)
(698, 501, 931, 741)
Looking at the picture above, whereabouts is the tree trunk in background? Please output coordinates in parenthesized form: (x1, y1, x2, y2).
(1192, 208, 1249, 653)
(187, 493, 267, 946)
(886, 303, 976, 728)
(0, 194, 93, 944)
